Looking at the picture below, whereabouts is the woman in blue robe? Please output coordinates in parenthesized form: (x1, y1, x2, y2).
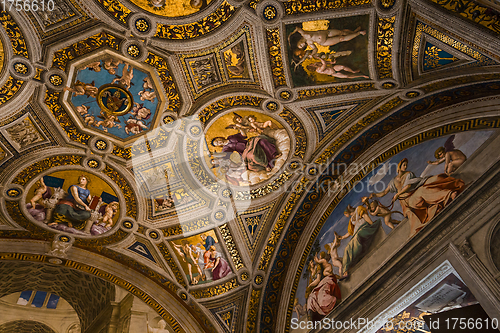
(48, 175, 92, 230)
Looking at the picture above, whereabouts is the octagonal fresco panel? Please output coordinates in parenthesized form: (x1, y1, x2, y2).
(66, 53, 163, 142)
(205, 111, 290, 186)
(25, 170, 121, 236)
(129, 0, 213, 17)
(286, 15, 370, 87)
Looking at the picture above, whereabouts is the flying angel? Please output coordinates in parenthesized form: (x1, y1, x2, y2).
(420, 133, 473, 177)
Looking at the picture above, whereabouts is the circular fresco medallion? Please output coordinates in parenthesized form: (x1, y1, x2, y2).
(97, 84, 133, 116)
(129, 0, 213, 17)
(25, 170, 121, 237)
(205, 111, 290, 187)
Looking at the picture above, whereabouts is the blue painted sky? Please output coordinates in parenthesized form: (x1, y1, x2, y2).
(71, 62, 158, 139)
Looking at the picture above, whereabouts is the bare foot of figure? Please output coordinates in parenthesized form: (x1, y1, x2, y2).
(359, 30, 366, 35)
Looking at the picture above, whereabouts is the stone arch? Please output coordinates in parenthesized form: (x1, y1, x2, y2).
(0, 261, 114, 332)
(0, 320, 57, 333)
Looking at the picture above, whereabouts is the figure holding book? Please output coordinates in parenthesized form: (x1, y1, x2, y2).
(48, 175, 95, 230)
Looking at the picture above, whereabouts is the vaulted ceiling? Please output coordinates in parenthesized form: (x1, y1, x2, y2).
(0, 0, 499, 332)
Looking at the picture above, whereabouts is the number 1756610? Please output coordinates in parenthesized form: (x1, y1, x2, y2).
(2, 0, 55, 11)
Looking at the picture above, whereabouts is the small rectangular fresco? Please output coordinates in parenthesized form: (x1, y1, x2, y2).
(171, 231, 232, 286)
(286, 15, 370, 88)
(292, 130, 495, 328)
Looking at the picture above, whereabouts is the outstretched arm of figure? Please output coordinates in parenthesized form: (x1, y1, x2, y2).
(428, 157, 445, 165)
(340, 232, 350, 240)
(370, 185, 390, 199)
(71, 186, 90, 211)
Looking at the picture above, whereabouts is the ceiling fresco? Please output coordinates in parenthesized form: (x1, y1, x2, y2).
(0, 0, 499, 332)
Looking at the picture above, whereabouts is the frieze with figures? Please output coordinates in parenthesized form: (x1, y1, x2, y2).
(261, 81, 500, 331)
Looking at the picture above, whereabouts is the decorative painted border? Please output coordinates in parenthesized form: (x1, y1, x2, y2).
(219, 224, 244, 270)
(297, 83, 376, 101)
(260, 82, 500, 332)
(246, 289, 261, 333)
(377, 16, 395, 79)
(280, 108, 306, 159)
(250, 0, 371, 13)
(315, 96, 404, 164)
(283, 0, 371, 14)
(0, 11, 29, 57)
(154, 1, 236, 40)
(0, 13, 27, 105)
(162, 217, 212, 237)
(95, 0, 132, 25)
(265, 28, 286, 88)
(145, 52, 182, 114)
(428, 0, 500, 35)
(421, 73, 500, 93)
(189, 277, 240, 298)
(197, 96, 263, 122)
(0, 253, 185, 333)
(52, 32, 122, 70)
(258, 177, 308, 271)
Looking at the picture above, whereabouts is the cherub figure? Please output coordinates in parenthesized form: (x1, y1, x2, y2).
(307, 58, 369, 79)
(30, 177, 47, 208)
(82, 61, 101, 72)
(324, 231, 343, 276)
(95, 111, 122, 132)
(314, 251, 334, 277)
(427, 135, 467, 175)
(101, 201, 119, 228)
(247, 115, 276, 134)
(103, 57, 122, 75)
(289, 25, 365, 65)
(76, 105, 89, 116)
(84, 115, 96, 126)
(143, 77, 154, 91)
(125, 118, 148, 135)
(64, 80, 98, 98)
(138, 89, 157, 103)
(130, 102, 151, 120)
(112, 63, 134, 89)
(362, 196, 402, 229)
(225, 112, 253, 134)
